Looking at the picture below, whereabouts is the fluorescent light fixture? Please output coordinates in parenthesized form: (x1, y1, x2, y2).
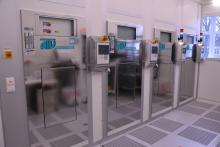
(213, 0, 220, 6)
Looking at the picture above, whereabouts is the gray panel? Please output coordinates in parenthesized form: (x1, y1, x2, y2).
(111, 106, 135, 115)
(38, 125, 71, 140)
(50, 135, 84, 147)
(178, 127, 217, 145)
(103, 136, 146, 147)
(193, 118, 220, 133)
(130, 126, 167, 144)
(150, 118, 183, 132)
(109, 117, 133, 128)
(190, 101, 214, 109)
(178, 105, 206, 115)
(205, 112, 220, 122)
(214, 106, 220, 112)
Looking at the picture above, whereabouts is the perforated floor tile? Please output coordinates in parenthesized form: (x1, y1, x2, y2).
(109, 117, 133, 128)
(111, 105, 135, 115)
(190, 101, 214, 109)
(178, 105, 206, 115)
(130, 126, 168, 144)
(178, 127, 217, 145)
(150, 118, 183, 132)
(50, 134, 84, 147)
(193, 118, 220, 133)
(38, 125, 71, 140)
(205, 112, 220, 122)
(102, 136, 146, 147)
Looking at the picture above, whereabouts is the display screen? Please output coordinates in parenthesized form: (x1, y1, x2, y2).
(99, 45, 109, 55)
(160, 32, 172, 43)
(118, 26, 136, 40)
(152, 46, 158, 54)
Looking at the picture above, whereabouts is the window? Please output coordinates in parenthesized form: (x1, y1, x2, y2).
(202, 16, 220, 58)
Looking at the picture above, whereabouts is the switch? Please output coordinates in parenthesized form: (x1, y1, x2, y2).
(5, 77, 16, 93)
(3, 49, 13, 59)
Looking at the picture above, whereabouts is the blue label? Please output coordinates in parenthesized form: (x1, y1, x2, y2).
(40, 38, 56, 50)
(116, 41, 126, 50)
(40, 38, 74, 50)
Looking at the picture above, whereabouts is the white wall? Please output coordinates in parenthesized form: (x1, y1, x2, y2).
(0, 0, 202, 146)
(198, 60, 220, 102)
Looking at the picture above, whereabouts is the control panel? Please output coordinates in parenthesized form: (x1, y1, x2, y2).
(86, 36, 110, 69)
(143, 39, 159, 66)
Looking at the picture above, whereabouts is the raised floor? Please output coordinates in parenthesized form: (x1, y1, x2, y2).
(97, 100, 220, 147)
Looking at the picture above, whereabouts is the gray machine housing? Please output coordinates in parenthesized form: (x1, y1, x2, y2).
(21, 10, 86, 66)
(172, 42, 187, 63)
(192, 44, 205, 63)
(142, 41, 159, 66)
(86, 36, 110, 70)
(154, 29, 176, 63)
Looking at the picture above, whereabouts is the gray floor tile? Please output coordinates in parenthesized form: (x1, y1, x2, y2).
(38, 125, 72, 140)
(160, 101, 172, 107)
(56, 108, 77, 119)
(214, 106, 220, 112)
(111, 105, 135, 115)
(36, 145, 44, 147)
(78, 104, 88, 113)
(193, 118, 220, 133)
(82, 130, 88, 137)
(179, 105, 206, 115)
(205, 112, 220, 122)
(152, 97, 164, 103)
(130, 126, 167, 144)
(29, 114, 57, 127)
(30, 131, 39, 144)
(50, 134, 84, 147)
(216, 142, 220, 147)
(150, 118, 183, 132)
(102, 136, 146, 147)
(129, 111, 141, 120)
(152, 104, 167, 114)
(109, 117, 133, 128)
(190, 101, 214, 109)
(178, 127, 217, 145)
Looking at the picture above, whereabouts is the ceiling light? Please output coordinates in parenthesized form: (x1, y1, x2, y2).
(213, 0, 220, 6)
